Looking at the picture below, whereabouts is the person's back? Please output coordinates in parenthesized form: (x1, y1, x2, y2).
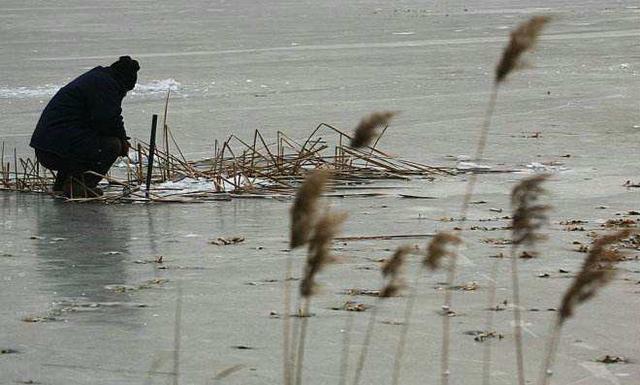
(31, 56, 139, 197)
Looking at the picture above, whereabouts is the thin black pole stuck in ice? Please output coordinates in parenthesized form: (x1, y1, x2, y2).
(145, 114, 158, 199)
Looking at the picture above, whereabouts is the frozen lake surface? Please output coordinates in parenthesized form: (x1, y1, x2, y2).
(1, 1, 639, 384)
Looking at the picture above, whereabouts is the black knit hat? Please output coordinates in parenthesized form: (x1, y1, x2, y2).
(110, 56, 140, 91)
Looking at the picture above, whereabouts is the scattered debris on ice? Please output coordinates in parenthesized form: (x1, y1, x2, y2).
(210, 236, 245, 246)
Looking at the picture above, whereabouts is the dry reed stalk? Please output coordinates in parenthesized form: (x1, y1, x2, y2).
(285, 170, 331, 385)
(392, 235, 460, 385)
(538, 230, 632, 385)
(338, 294, 356, 385)
(283, 256, 293, 385)
(433, 231, 464, 385)
(448, 16, 550, 385)
(481, 256, 500, 385)
(290, 170, 330, 249)
(144, 354, 167, 385)
(508, 175, 551, 385)
(162, 90, 171, 180)
(13, 148, 19, 190)
(173, 285, 183, 385)
(350, 111, 397, 149)
(351, 299, 379, 385)
(476, 15, 550, 161)
(294, 211, 347, 385)
(353, 246, 410, 385)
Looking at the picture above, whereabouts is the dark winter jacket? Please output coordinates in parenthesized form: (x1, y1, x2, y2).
(30, 66, 129, 157)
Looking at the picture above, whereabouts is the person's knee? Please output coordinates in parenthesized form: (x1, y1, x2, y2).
(35, 149, 61, 171)
(101, 137, 123, 158)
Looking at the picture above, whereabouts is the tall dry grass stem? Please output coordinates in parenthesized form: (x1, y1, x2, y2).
(283, 257, 294, 385)
(538, 230, 632, 385)
(353, 246, 409, 385)
(173, 285, 183, 385)
(294, 211, 347, 385)
(285, 170, 330, 385)
(290, 170, 330, 249)
(481, 256, 500, 385)
(449, 15, 550, 385)
(510, 174, 551, 385)
(438, 241, 463, 385)
(392, 234, 460, 385)
(338, 300, 356, 385)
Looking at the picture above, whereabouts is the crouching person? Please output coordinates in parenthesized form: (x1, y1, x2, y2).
(30, 56, 140, 198)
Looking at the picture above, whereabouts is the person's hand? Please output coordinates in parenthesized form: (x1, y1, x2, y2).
(120, 139, 131, 157)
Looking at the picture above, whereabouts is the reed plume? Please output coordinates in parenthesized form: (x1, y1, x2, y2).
(558, 229, 631, 322)
(424, 232, 462, 271)
(496, 16, 551, 83)
(350, 111, 397, 149)
(391, 234, 460, 385)
(512, 174, 551, 246)
(380, 246, 410, 298)
(464, 16, 550, 385)
(294, 210, 347, 385)
(290, 170, 330, 249)
(538, 230, 632, 385)
(473, 15, 551, 163)
(285, 170, 330, 385)
(353, 246, 410, 385)
(300, 211, 348, 298)
(508, 175, 551, 385)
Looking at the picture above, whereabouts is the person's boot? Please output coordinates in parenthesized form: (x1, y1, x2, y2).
(52, 171, 68, 196)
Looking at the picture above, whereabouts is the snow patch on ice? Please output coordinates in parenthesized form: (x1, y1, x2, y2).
(0, 84, 61, 99)
(524, 162, 569, 174)
(0, 79, 182, 100)
(113, 149, 161, 168)
(145, 174, 273, 195)
(456, 162, 492, 171)
(154, 177, 215, 193)
(131, 79, 181, 96)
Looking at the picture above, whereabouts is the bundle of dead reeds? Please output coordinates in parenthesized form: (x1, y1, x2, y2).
(1, 119, 451, 203)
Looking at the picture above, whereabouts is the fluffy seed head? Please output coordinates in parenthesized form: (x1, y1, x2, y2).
(495, 16, 551, 83)
(350, 111, 397, 148)
(558, 230, 632, 322)
(290, 170, 330, 249)
(424, 232, 462, 270)
(511, 174, 551, 247)
(380, 245, 411, 298)
(299, 211, 348, 298)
